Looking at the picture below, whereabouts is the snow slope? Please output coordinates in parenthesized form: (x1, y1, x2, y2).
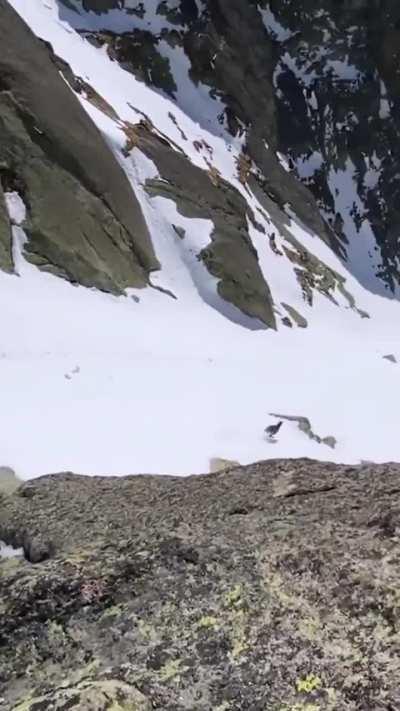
(1, 0, 400, 479)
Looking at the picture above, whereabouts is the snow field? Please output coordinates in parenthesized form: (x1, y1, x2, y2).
(1, 0, 399, 479)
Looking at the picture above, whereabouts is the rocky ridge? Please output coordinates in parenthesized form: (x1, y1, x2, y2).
(2, 0, 392, 328)
(1, 459, 400, 710)
(64, 0, 400, 301)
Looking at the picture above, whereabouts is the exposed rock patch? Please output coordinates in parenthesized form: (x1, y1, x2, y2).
(0, 184, 13, 273)
(267, 0, 400, 291)
(0, 0, 158, 291)
(44, 44, 277, 326)
(281, 302, 308, 328)
(54, 0, 400, 296)
(135, 124, 276, 327)
(209, 457, 241, 473)
(11, 678, 152, 711)
(1, 459, 400, 709)
(84, 28, 178, 97)
(269, 413, 338, 449)
(0, 466, 21, 495)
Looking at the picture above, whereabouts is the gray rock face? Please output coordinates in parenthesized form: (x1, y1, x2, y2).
(281, 303, 308, 328)
(0, 0, 159, 292)
(0, 185, 13, 273)
(79, 0, 400, 297)
(0, 467, 20, 495)
(1, 459, 400, 709)
(185, 0, 343, 255)
(100, 0, 341, 259)
(264, 0, 400, 291)
(136, 125, 276, 328)
(82, 0, 120, 11)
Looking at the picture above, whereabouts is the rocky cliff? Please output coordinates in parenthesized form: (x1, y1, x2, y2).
(5, 0, 394, 326)
(1, 459, 399, 710)
(0, 0, 158, 292)
(267, 0, 400, 292)
(62, 0, 400, 299)
(3, 0, 399, 323)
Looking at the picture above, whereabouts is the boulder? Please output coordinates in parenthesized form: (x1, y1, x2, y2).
(0, 466, 21, 496)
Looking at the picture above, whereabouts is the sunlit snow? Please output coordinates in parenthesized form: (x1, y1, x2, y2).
(258, 5, 293, 42)
(2, 0, 400, 480)
(0, 542, 23, 559)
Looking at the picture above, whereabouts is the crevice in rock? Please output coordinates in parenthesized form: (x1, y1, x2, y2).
(0, 526, 53, 564)
(149, 281, 178, 300)
(283, 485, 337, 499)
(0, 165, 29, 208)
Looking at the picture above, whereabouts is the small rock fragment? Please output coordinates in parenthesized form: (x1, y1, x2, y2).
(209, 458, 241, 473)
(23, 536, 53, 564)
(172, 224, 186, 239)
(0, 467, 22, 495)
(281, 302, 308, 328)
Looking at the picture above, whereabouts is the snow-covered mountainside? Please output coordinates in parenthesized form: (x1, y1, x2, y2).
(1, 0, 400, 478)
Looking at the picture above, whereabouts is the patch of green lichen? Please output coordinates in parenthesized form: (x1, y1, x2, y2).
(53, 659, 101, 691)
(137, 619, 158, 642)
(12, 696, 37, 711)
(296, 674, 322, 693)
(280, 705, 321, 711)
(229, 608, 249, 660)
(197, 615, 219, 629)
(47, 620, 67, 642)
(107, 702, 137, 711)
(63, 549, 90, 563)
(158, 658, 183, 682)
(101, 604, 125, 619)
(297, 616, 321, 640)
(267, 572, 297, 607)
(77, 659, 101, 680)
(0, 556, 23, 577)
(224, 584, 243, 608)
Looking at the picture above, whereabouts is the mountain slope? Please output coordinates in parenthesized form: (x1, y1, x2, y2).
(1, 0, 400, 477)
(0, 0, 158, 292)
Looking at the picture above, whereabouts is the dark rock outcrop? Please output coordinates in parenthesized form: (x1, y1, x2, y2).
(82, 0, 120, 11)
(0, 0, 159, 292)
(183, 0, 343, 256)
(263, 0, 400, 291)
(0, 184, 13, 273)
(93, 0, 342, 259)
(1, 459, 400, 709)
(135, 124, 276, 328)
(76, 0, 400, 294)
(39, 38, 276, 326)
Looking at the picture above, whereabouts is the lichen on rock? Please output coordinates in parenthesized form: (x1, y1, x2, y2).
(1, 460, 400, 709)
